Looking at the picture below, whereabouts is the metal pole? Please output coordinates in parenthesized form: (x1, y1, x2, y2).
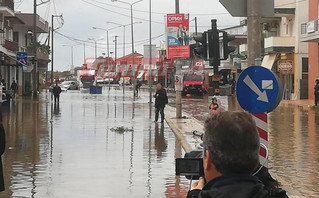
(131, 4, 136, 98)
(83, 42, 86, 63)
(195, 17, 198, 35)
(175, 0, 179, 14)
(113, 36, 118, 91)
(149, 0, 152, 118)
(71, 46, 74, 66)
(51, 15, 54, 86)
(123, 26, 125, 95)
(175, 0, 182, 118)
(95, 41, 97, 59)
(247, 0, 261, 66)
(33, 0, 37, 96)
(107, 31, 111, 91)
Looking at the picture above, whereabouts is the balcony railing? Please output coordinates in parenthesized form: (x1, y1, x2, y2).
(301, 19, 319, 35)
(4, 39, 18, 52)
(0, 0, 14, 11)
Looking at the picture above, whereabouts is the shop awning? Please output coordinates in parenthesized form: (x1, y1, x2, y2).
(261, 54, 277, 70)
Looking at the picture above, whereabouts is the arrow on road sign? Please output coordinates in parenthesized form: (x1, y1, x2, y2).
(243, 75, 269, 103)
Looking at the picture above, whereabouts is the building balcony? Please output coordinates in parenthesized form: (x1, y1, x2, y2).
(15, 13, 49, 33)
(300, 20, 319, 42)
(4, 39, 18, 53)
(27, 47, 50, 70)
(264, 36, 295, 53)
(0, 0, 14, 17)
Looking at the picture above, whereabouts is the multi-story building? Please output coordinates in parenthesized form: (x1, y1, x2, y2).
(301, 0, 319, 101)
(261, 0, 308, 100)
(0, 0, 50, 96)
(13, 13, 50, 95)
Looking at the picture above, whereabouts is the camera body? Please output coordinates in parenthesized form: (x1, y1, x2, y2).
(175, 150, 204, 180)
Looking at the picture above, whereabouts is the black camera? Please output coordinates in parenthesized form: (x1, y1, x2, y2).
(175, 150, 204, 180)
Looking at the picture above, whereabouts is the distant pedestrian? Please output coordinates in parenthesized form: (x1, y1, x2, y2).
(315, 79, 319, 106)
(10, 80, 18, 98)
(135, 83, 141, 97)
(209, 97, 220, 115)
(154, 83, 168, 123)
(52, 82, 62, 103)
(0, 107, 5, 192)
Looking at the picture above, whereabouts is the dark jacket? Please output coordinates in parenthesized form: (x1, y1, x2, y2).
(10, 82, 17, 91)
(0, 124, 5, 192)
(154, 89, 167, 108)
(187, 175, 288, 198)
(52, 86, 62, 96)
(314, 83, 319, 95)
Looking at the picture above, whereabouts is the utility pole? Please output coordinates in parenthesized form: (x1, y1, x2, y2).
(114, 35, 119, 91)
(247, 0, 261, 66)
(51, 15, 54, 86)
(149, 0, 152, 118)
(33, 0, 37, 97)
(195, 17, 198, 35)
(175, 0, 182, 118)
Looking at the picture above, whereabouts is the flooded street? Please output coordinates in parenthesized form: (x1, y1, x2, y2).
(177, 95, 319, 198)
(1, 88, 319, 197)
(0, 87, 189, 198)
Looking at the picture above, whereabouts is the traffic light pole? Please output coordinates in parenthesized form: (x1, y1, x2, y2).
(175, 0, 182, 118)
(247, 0, 261, 66)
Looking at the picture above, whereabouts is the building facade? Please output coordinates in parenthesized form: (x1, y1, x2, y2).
(301, 0, 319, 101)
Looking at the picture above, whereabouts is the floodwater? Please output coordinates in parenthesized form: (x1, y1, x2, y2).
(0, 87, 190, 198)
(178, 95, 319, 198)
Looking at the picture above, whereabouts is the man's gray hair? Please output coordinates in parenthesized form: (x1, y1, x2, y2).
(203, 111, 260, 175)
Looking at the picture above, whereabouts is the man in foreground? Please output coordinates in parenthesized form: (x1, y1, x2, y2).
(187, 111, 288, 198)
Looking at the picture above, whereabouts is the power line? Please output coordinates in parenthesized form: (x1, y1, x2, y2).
(86, 0, 230, 16)
(81, 0, 237, 28)
(55, 31, 165, 49)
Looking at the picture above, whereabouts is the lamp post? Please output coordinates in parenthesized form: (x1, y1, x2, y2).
(51, 14, 63, 87)
(107, 21, 142, 95)
(62, 44, 80, 75)
(93, 25, 121, 90)
(111, 0, 143, 98)
(88, 38, 104, 59)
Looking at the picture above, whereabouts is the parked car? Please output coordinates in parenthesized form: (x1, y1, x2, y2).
(60, 81, 79, 90)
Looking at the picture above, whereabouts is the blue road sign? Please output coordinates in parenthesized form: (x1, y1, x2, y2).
(236, 66, 282, 113)
(16, 52, 28, 72)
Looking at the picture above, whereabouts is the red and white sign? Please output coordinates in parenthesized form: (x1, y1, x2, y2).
(166, 14, 190, 59)
(194, 60, 204, 70)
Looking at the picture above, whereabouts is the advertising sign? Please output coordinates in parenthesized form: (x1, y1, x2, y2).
(278, 60, 293, 73)
(166, 14, 190, 59)
(16, 52, 28, 72)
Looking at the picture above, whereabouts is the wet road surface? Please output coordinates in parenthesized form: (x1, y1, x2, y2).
(175, 94, 319, 198)
(1, 87, 190, 198)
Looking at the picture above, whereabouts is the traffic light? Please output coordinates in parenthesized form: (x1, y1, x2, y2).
(193, 32, 208, 60)
(221, 31, 236, 60)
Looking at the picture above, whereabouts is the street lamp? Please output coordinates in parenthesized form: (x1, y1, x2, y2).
(93, 25, 122, 91)
(111, 0, 143, 98)
(88, 37, 104, 59)
(62, 44, 80, 74)
(106, 21, 142, 58)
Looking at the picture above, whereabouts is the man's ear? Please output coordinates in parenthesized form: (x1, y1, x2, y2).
(204, 150, 212, 171)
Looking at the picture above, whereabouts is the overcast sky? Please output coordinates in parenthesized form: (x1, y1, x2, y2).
(16, 0, 239, 71)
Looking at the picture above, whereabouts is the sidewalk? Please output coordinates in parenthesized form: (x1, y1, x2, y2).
(165, 105, 305, 198)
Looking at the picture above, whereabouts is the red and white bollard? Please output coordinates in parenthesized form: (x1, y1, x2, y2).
(252, 113, 268, 168)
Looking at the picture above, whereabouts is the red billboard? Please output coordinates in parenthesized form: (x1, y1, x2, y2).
(166, 14, 190, 59)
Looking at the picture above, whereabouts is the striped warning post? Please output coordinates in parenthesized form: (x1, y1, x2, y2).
(252, 113, 268, 168)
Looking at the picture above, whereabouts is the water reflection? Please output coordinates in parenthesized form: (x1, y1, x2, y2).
(0, 89, 189, 197)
